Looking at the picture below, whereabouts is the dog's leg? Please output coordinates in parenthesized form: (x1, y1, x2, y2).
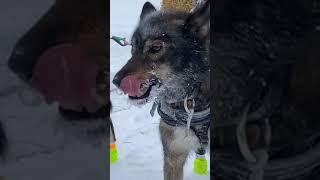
(160, 120, 199, 180)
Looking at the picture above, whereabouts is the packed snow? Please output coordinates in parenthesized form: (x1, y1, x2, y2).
(110, 0, 210, 179)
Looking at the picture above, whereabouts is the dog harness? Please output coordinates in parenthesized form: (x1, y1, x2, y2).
(150, 99, 210, 152)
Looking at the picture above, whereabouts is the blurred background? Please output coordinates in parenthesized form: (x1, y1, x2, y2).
(0, 1, 107, 179)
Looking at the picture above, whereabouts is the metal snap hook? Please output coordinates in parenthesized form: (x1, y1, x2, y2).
(184, 97, 195, 132)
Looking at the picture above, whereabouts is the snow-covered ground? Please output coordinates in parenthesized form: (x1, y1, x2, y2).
(110, 1, 210, 180)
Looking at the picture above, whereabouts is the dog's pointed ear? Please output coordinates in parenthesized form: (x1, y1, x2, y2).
(140, 2, 156, 20)
(185, 0, 210, 39)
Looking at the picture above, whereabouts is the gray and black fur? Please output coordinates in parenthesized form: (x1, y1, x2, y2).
(113, 1, 210, 180)
(113, 1, 210, 105)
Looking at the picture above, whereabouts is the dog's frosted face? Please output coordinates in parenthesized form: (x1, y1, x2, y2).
(113, 1, 210, 105)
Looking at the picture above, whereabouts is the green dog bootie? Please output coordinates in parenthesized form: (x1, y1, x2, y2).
(193, 155, 208, 174)
(110, 143, 118, 164)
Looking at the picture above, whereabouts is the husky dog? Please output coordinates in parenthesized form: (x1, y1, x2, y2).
(113, 1, 210, 180)
(2, 0, 109, 158)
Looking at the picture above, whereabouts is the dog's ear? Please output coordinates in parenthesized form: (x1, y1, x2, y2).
(185, 0, 210, 40)
(140, 2, 156, 20)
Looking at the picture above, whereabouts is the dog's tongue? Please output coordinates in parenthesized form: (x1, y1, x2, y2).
(119, 75, 142, 97)
(31, 44, 99, 112)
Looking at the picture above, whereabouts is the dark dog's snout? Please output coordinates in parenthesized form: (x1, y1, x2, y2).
(113, 65, 145, 97)
(8, 39, 52, 82)
(8, 6, 58, 82)
(8, 45, 31, 81)
(112, 74, 122, 87)
(113, 65, 129, 88)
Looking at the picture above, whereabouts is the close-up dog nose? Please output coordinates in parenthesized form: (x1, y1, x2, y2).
(112, 75, 121, 87)
(7, 45, 32, 81)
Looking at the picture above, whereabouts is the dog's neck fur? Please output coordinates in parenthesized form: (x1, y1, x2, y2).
(158, 78, 210, 121)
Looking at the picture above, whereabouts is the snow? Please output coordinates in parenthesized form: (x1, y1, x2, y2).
(110, 0, 210, 180)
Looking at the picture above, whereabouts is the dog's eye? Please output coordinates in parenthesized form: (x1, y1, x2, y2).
(149, 43, 163, 53)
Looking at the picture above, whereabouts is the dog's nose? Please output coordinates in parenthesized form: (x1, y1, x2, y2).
(112, 75, 121, 87)
(8, 45, 33, 81)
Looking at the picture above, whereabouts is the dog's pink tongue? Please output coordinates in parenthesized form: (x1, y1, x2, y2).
(119, 75, 142, 97)
(31, 43, 99, 112)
